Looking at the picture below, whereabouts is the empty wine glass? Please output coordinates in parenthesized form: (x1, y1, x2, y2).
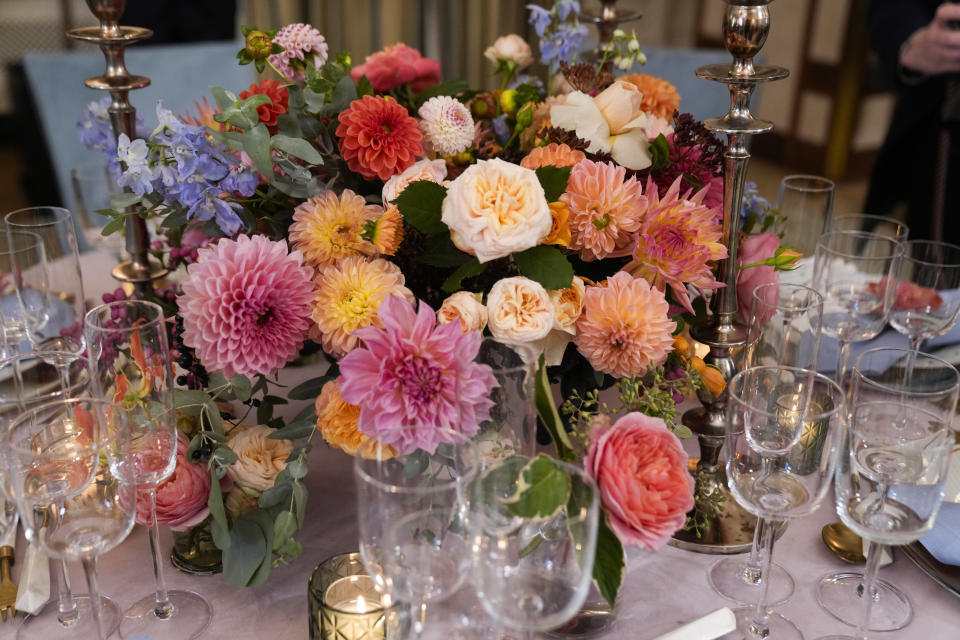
(777, 174, 835, 258)
(474, 338, 536, 460)
(0, 230, 47, 357)
(812, 230, 901, 382)
(355, 427, 479, 637)
(84, 299, 211, 640)
(4, 398, 137, 640)
(725, 366, 845, 640)
(470, 455, 599, 639)
(816, 347, 959, 638)
(709, 283, 824, 606)
(70, 162, 125, 259)
(829, 214, 909, 242)
(888, 240, 960, 356)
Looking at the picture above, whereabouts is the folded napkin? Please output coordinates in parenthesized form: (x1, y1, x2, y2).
(920, 501, 960, 566)
(653, 608, 736, 640)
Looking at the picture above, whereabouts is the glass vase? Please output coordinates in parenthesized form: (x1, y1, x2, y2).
(170, 518, 222, 576)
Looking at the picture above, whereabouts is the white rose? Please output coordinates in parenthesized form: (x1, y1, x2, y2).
(381, 158, 448, 205)
(437, 291, 488, 333)
(486, 277, 555, 345)
(226, 424, 293, 493)
(549, 81, 652, 170)
(484, 34, 534, 69)
(441, 158, 552, 263)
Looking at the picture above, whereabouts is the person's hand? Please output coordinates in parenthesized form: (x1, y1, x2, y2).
(900, 3, 960, 76)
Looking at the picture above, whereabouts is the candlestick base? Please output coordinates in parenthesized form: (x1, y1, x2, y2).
(111, 259, 169, 285)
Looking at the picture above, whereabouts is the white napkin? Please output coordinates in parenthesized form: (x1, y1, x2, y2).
(653, 608, 737, 640)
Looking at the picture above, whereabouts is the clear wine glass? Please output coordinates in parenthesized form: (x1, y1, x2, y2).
(887, 240, 960, 356)
(470, 454, 599, 639)
(355, 427, 480, 637)
(829, 214, 909, 242)
(4, 207, 87, 381)
(3, 397, 137, 640)
(84, 299, 211, 640)
(816, 347, 959, 638)
(777, 174, 835, 258)
(709, 283, 824, 606)
(0, 230, 47, 357)
(812, 230, 901, 383)
(725, 366, 846, 640)
(474, 338, 536, 460)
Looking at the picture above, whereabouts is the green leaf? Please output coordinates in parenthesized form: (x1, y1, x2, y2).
(240, 25, 253, 37)
(271, 134, 324, 165)
(355, 75, 373, 97)
(268, 404, 316, 440)
(534, 165, 571, 203)
(259, 482, 292, 509)
(506, 454, 572, 520)
(241, 124, 275, 181)
(328, 75, 358, 114)
(592, 514, 625, 609)
(393, 180, 448, 235)
(288, 368, 338, 401)
(417, 233, 474, 268)
(303, 88, 326, 115)
(649, 133, 670, 170)
(212, 445, 238, 467)
(101, 216, 127, 237)
(239, 93, 273, 123)
(535, 356, 575, 462)
(273, 511, 298, 551)
(441, 260, 486, 293)
(208, 467, 230, 550)
(257, 402, 274, 425)
(110, 192, 143, 209)
(210, 86, 239, 113)
(174, 390, 213, 415)
(254, 58, 266, 74)
(513, 245, 574, 290)
(222, 518, 267, 587)
(292, 479, 308, 526)
(287, 459, 308, 479)
(246, 510, 275, 587)
(160, 208, 190, 229)
(229, 374, 252, 403)
(415, 79, 469, 104)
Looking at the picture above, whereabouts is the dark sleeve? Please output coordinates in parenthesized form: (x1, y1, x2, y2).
(868, 0, 937, 75)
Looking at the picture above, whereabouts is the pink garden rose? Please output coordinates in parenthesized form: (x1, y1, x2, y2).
(136, 431, 212, 531)
(737, 232, 780, 325)
(350, 43, 441, 93)
(585, 412, 694, 550)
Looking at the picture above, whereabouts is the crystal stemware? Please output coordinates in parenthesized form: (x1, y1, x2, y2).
(0, 230, 47, 357)
(470, 455, 599, 639)
(474, 338, 536, 460)
(812, 230, 901, 383)
(887, 240, 960, 356)
(828, 214, 909, 242)
(84, 299, 212, 640)
(725, 366, 845, 640)
(4, 398, 137, 640)
(709, 283, 824, 606)
(777, 174, 835, 258)
(355, 427, 480, 637)
(816, 347, 959, 637)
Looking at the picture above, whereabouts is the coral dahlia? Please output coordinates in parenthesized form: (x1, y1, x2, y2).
(520, 143, 585, 170)
(289, 189, 380, 271)
(337, 95, 423, 182)
(179, 235, 315, 378)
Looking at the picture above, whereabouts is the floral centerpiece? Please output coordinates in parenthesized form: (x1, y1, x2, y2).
(80, 0, 794, 601)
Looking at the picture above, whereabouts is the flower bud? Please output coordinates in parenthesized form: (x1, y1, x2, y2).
(245, 30, 274, 60)
(500, 89, 518, 116)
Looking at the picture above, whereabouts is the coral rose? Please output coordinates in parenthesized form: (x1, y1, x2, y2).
(737, 232, 780, 325)
(486, 277, 555, 346)
(350, 43, 441, 93)
(585, 412, 694, 550)
(226, 425, 293, 494)
(437, 291, 488, 333)
(441, 158, 552, 263)
(135, 431, 211, 531)
(484, 34, 534, 69)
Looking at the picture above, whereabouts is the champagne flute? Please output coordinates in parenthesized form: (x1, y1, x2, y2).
(777, 174, 835, 258)
(816, 347, 959, 637)
(887, 240, 960, 356)
(355, 427, 479, 637)
(0, 230, 47, 357)
(84, 299, 212, 640)
(812, 230, 901, 383)
(3, 398, 137, 640)
(470, 455, 599, 639)
(709, 283, 824, 606)
(725, 366, 845, 640)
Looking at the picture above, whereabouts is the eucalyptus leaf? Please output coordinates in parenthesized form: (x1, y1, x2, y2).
(506, 454, 571, 520)
(246, 510, 276, 587)
(229, 374, 252, 402)
(268, 404, 316, 440)
(259, 482, 293, 509)
(292, 479, 308, 526)
(109, 192, 143, 209)
(210, 86, 239, 112)
(286, 459, 308, 480)
(271, 135, 324, 165)
(327, 76, 358, 114)
(222, 518, 267, 587)
(213, 445, 238, 467)
(513, 245, 574, 290)
(208, 468, 230, 549)
(303, 88, 326, 114)
(273, 511, 298, 550)
(241, 124, 275, 181)
(289, 368, 338, 400)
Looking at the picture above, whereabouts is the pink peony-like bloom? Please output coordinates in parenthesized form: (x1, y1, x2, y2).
(585, 412, 694, 550)
(574, 271, 676, 378)
(269, 23, 329, 81)
(179, 234, 315, 378)
(337, 95, 423, 182)
(561, 160, 648, 261)
(350, 43, 442, 93)
(338, 295, 497, 455)
(135, 432, 212, 531)
(418, 96, 475, 157)
(737, 232, 780, 325)
(627, 176, 726, 313)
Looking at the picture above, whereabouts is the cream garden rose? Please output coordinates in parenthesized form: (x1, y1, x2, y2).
(484, 34, 534, 69)
(550, 80, 652, 170)
(541, 277, 586, 365)
(381, 158, 448, 205)
(437, 291, 488, 333)
(226, 424, 293, 494)
(486, 276, 555, 345)
(441, 158, 552, 263)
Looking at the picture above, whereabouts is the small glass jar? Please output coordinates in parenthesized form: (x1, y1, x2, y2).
(309, 552, 386, 640)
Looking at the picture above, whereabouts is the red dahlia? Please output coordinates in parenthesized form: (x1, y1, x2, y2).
(336, 95, 423, 182)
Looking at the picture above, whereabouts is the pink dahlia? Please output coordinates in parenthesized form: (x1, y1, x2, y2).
(561, 160, 648, 261)
(350, 43, 442, 93)
(627, 176, 726, 313)
(574, 271, 676, 378)
(337, 95, 423, 182)
(338, 296, 497, 455)
(179, 234, 315, 377)
(269, 23, 329, 81)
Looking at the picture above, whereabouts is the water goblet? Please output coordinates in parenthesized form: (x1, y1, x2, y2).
(725, 366, 845, 640)
(4, 398, 137, 640)
(815, 347, 959, 637)
(887, 240, 960, 356)
(709, 283, 824, 606)
(470, 455, 599, 639)
(812, 230, 901, 382)
(84, 299, 212, 640)
(355, 427, 480, 637)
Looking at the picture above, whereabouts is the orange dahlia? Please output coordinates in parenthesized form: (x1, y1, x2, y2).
(561, 159, 648, 261)
(368, 205, 405, 256)
(336, 95, 423, 182)
(289, 189, 380, 271)
(574, 271, 676, 378)
(619, 73, 681, 120)
(520, 143, 586, 170)
(315, 379, 366, 455)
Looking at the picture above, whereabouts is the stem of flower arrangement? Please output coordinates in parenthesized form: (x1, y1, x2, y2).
(265, 58, 293, 84)
(148, 488, 175, 619)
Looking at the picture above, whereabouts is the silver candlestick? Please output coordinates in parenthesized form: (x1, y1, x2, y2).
(580, 0, 642, 58)
(67, 0, 168, 292)
(670, 0, 789, 554)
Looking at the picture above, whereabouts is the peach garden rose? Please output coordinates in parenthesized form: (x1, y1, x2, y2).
(437, 291, 488, 333)
(226, 424, 294, 494)
(486, 276, 555, 346)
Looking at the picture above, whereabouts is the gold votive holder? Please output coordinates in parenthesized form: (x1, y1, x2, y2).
(309, 552, 386, 640)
